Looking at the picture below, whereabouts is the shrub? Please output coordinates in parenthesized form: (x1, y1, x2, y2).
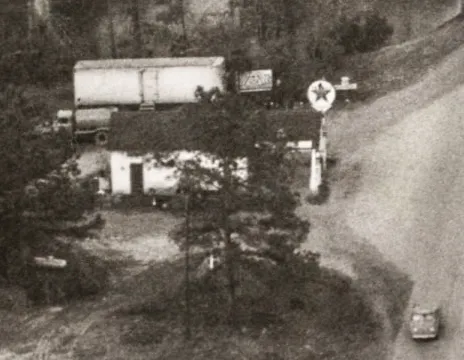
(24, 241, 110, 305)
(335, 12, 393, 54)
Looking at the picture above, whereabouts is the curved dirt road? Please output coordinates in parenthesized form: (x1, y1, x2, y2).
(346, 81, 464, 358)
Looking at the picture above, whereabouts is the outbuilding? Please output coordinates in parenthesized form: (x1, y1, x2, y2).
(107, 110, 248, 199)
(107, 108, 322, 199)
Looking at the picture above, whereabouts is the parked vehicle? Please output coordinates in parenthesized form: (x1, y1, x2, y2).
(409, 304, 440, 340)
(56, 57, 227, 145)
(55, 57, 275, 146)
(73, 57, 226, 108)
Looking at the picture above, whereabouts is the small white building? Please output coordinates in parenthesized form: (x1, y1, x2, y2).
(107, 111, 248, 197)
(107, 108, 322, 198)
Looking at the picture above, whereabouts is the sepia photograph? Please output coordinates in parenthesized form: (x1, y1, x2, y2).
(0, 0, 463, 358)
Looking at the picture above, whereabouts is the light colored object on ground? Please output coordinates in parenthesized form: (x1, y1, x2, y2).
(33, 256, 67, 269)
(409, 304, 440, 340)
(110, 150, 248, 196)
(94, 175, 110, 194)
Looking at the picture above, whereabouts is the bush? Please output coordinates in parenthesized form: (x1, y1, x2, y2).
(335, 12, 393, 54)
(24, 242, 110, 305)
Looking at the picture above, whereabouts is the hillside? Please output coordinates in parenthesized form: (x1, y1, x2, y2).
(334, 13, 464, 102)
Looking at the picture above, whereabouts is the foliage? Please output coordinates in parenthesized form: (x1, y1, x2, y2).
(156, 0, 184, 26)
(160, 91, 310, 328)
(239, 0, 307, 40)
(25, 239, 110, 305)
(117, 256, 382, 360)
(0, 31, 86, 87)
(0, 0, 102, 87)
(52, 0, 107, 30)
(333, 12, 394, 54)
(0, 86, 104, 302)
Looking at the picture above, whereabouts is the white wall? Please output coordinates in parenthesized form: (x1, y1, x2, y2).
(110, 151, 179, 196)
(110, 151, 139, 195)
(110, 151, 248, 196)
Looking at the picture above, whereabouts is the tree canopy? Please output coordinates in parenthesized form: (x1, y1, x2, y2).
(160, 91, 311, 328)
(0, 86, 98, 287)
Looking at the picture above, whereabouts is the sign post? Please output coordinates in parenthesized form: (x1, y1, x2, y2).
(319, 116, 328, 171)
(33, 256, 67, 305)
(307, 79, 336, 184)
(309, 149, 322, 195)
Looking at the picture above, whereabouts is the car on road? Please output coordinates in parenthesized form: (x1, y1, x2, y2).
(409, 304, 440, 340)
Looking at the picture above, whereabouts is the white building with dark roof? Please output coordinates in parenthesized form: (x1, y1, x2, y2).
(107, 108, 321, 198)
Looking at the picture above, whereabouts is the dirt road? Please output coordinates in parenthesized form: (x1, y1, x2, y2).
(328, 40, 464, 359)
(347, 83, 464, 359)
(294, 32, 464, 359)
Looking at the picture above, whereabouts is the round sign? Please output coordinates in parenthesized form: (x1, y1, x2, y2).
(307, 80, 336, 113)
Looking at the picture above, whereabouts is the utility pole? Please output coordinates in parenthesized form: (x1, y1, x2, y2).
(131, 0, 143, 57)
(107, 0, 117, 58)
(319, 114, 327, 171)
(27, 0, 35, 48)
(179, 0, 187, 41)
(184, 193, 192, 340)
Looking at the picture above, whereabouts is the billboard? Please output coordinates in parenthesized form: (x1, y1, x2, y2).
(238, 69, 273, 93)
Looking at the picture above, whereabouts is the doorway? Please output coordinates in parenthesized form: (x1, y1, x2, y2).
(130, 163, 144, 195)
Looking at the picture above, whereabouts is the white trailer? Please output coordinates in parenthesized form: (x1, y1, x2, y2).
(56, 57, 226, 146)
(73, 57, 226, 108)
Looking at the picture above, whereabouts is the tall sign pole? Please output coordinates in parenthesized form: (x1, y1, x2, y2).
(184, 193, 192, 340)
(307, 79, 336, 193)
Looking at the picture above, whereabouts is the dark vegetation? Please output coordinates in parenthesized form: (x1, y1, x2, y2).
(0, 87, 107, 305)
(0, 0, 394, 98)
(110, 253, 382, 360)
(148, 91, 313, 330)
(0, 1, 430, 357)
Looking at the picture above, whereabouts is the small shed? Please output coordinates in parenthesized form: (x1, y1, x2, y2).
(107, 110, 248, 197)
(107, 107, 322, 196)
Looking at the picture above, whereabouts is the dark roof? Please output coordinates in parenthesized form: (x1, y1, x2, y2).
(265, 109, 322, 147)
(108, 109, 190, 152)
(108, 108, 322, 152)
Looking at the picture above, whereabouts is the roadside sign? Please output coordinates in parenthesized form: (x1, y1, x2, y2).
(334, 76, 358, 90)
(238, 69, 273, 93)
(307, 80, 336, 113)
(34, 256, 67, 269)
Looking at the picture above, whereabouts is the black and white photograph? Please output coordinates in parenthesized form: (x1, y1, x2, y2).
(0, 0, 463, 358)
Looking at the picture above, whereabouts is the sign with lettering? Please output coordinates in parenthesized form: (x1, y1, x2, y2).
(238, 69, 273, 93)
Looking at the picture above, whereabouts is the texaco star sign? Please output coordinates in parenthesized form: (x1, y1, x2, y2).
(307, 80, 336, 113)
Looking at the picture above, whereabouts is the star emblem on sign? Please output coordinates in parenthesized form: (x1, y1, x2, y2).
(312, 82, 331, 101)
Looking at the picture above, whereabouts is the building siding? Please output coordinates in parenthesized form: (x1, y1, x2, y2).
(110, 150, 248, 196)
(110, 151, 180, 196)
